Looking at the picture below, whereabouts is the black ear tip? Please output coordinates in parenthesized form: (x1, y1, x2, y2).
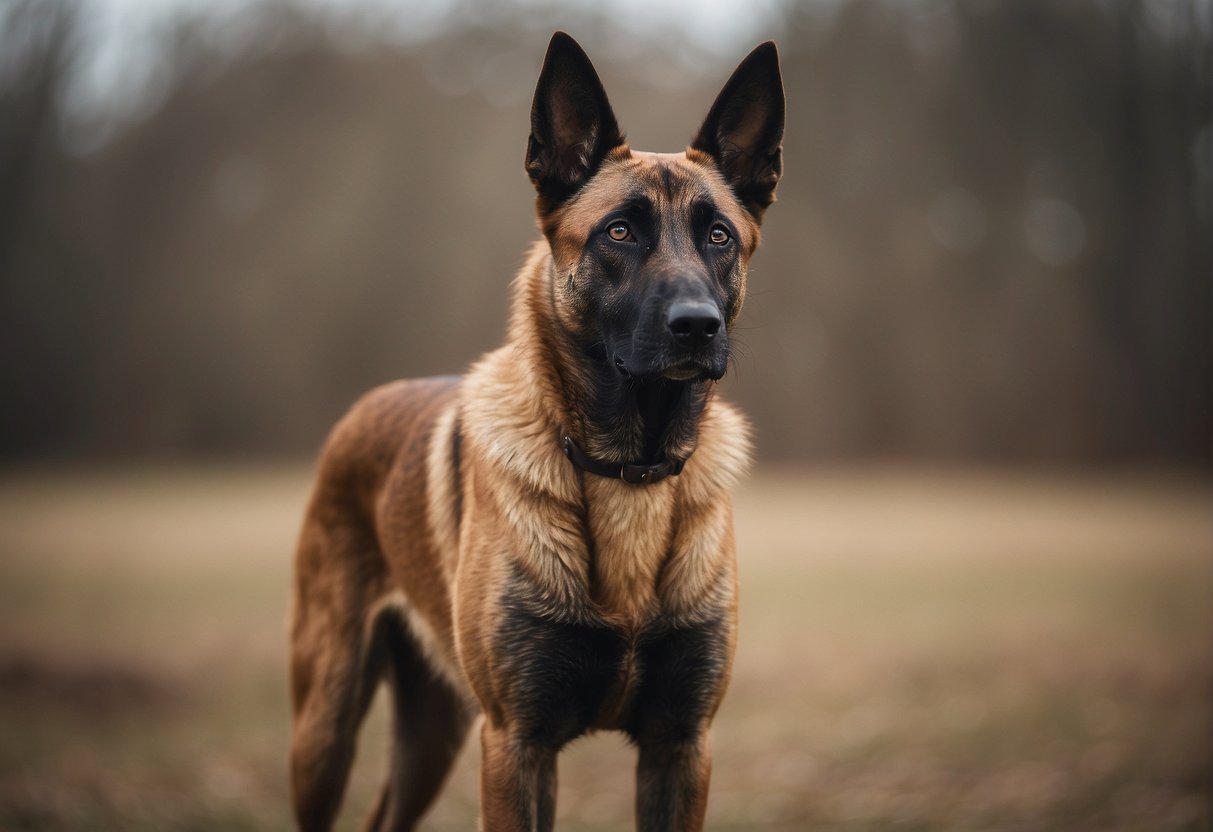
(546, 31, 586, 60)
(746, 40, 782, 72)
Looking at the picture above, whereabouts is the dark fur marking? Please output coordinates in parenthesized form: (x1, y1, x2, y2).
(450, 411, 463, 531)
(633, 379, 702, 462)
(496, 567, 628, 748)
(626, 616, 730, 747)
(494, 574, 729, 752)
(601, 194, 656, 223)
(659, 164, 676, 199)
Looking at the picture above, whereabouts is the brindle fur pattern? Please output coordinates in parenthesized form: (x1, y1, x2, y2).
(290, 32, 784, 831)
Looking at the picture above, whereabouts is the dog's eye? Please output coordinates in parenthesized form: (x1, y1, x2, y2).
(607, 222, 632, 242)
(708, 225, 731, 246)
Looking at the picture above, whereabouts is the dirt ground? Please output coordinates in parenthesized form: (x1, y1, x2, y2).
(0, 464, 1208, 830)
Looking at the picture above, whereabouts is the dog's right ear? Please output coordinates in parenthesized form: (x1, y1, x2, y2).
(526, 32, 625, 211)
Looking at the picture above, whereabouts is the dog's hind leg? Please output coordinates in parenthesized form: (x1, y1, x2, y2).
(290, 519, 388, 832)
(362, 610, 473, 832)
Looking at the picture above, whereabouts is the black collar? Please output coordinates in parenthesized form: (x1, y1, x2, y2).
(560, 435, 686, 485)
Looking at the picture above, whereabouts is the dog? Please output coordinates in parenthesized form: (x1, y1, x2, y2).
(289, 31, 784, 831)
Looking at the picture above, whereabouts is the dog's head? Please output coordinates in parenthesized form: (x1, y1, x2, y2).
(526, 32, 784, 384)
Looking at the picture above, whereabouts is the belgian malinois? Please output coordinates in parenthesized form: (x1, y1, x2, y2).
(290, 31, 784, 831)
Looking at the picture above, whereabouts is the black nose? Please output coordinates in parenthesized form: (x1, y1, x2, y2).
(667, 301, 721, 347)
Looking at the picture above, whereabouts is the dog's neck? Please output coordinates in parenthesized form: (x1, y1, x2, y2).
(558, 331, 714, 467)
(582, 369, 710, 465)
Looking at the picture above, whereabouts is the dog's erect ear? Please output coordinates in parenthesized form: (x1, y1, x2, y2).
(692, 41, 785, 219)
(526, 32, 625, 211)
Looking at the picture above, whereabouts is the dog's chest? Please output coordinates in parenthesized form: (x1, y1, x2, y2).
(486, 468, 738, 742)
(582, 478, 678, 623)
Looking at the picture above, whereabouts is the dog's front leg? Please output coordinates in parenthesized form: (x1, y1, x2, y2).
(480, 720, 557, 832)
(635, 732, 711, 832)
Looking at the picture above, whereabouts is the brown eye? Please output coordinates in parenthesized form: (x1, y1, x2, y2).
(709, 225, 730, 246)
(607, 222, 631, 242)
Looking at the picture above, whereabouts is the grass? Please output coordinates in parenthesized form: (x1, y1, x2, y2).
(0, 463, 1208, 830)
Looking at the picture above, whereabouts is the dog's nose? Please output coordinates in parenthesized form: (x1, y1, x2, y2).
(667, 301, 721, 347)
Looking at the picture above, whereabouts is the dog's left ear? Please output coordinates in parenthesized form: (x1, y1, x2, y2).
(692, 41, 785, 220)
(526, 32, 625, 212)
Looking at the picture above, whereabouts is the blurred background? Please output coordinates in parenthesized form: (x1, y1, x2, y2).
(0, 0, 1210, 829)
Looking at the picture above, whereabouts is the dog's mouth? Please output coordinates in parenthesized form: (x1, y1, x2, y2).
(613, 355, 722, 383)
(662, 361, 716, 382)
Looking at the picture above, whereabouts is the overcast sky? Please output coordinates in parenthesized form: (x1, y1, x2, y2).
(66, 0, 793, 125)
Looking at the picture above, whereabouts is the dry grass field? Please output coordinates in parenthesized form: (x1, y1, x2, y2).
(0, 464, 1208, 830)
